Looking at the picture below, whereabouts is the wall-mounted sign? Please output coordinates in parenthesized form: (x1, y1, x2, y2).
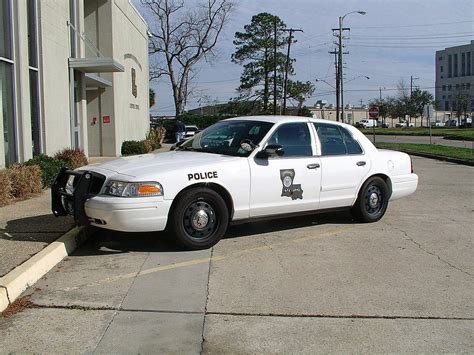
(103, 116, 111, 124)
(131, 68, 137, 98)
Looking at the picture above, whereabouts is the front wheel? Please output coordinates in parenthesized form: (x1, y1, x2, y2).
(170, 188, 229, 250)
(351, 176, 389, 223)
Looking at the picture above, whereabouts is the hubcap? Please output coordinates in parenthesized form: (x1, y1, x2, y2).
(192, 209, 209, 230)
(365, 185, 383, 215)
(183, 200, 217, 239)
(369, 192, 379, 208)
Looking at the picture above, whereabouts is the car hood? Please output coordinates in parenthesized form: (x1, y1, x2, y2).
(82, 151, 243, 178)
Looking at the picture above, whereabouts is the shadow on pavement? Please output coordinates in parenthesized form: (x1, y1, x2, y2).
(76, 210, 356, 255)
(1, 214, 74, 241)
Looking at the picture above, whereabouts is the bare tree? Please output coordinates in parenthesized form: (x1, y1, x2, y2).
(143, 0, 233, 116)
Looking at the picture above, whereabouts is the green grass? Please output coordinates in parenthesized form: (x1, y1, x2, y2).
(375, 142, 474, 162)
(360, 127, 474, 141)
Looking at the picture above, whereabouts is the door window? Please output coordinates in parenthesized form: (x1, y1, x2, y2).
(267, 122, 312, 157)
(314, 123, 363, 156)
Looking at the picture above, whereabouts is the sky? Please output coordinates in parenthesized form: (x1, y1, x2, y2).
(132, 0, 474, 116)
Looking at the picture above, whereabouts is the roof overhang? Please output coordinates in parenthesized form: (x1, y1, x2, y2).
(85, 73, 112, 88)
(69, 57, 124, 73)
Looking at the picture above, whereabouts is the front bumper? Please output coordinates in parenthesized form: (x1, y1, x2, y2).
(85, 196, 172, 232)
(51, 167, 172, 232)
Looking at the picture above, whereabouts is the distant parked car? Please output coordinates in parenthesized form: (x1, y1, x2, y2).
(445, 119, 459, 127)
(184, 125, 199, 139)
(431, 121, 445, 128)
(395, 121, 415, 128)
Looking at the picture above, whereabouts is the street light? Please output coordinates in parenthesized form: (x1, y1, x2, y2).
(315, 78, 336, 89)
(346, 75, 370, 83)
(339, 10, 366, 121)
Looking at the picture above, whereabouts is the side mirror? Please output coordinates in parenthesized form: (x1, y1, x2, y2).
(255, 144, 284, 159)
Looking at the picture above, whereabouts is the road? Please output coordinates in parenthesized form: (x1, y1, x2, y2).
(366, 134, 473, 149)
(1, 157, 473, 353)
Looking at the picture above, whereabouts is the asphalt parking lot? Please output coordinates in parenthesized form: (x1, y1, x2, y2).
(0, 156, 473, 353)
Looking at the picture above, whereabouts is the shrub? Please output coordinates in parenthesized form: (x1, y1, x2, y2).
(54, 148, 88, 169)
(24, 155, 67, 188)
(0, 169, 13, 207)
(121, 140, 147, 155)
(6, 164, 42, 199)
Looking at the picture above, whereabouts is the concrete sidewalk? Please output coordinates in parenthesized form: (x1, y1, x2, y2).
(1, 145, 174, 312)
(0, 191, 74, 278)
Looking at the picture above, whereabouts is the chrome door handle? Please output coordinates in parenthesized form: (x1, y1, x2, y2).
(307, 163, 320, 169)
(357, 161, 366, 166)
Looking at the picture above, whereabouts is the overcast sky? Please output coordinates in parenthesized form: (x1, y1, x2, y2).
(132, 0, 474, 116)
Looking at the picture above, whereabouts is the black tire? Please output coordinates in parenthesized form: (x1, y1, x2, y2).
(170, 188, 229, 250)
(351, 176, 389, 223)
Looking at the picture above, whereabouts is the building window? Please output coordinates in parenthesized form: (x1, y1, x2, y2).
(438, 56, 443, 61)
(442, 85, 446, 91)
(444, 101, 449, 111)
(448, 85, 452, 91)
(442, 95, 445, 99)
(448, 55, 452, 78)
(27, 0, 41, 156)
(1, 0, 17, 167)
(467, 52, 472, 76)
(461, 52, 466, 77)
(467, 83, 471, 90)
(440, 65, 443, 73)
(453, 53, 458, 77)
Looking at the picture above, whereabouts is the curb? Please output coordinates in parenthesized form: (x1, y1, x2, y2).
(0, 226, 93, 313)
(398, 151, 474, 167)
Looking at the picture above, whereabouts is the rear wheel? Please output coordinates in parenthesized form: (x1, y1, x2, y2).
(351, 176, 389, 223)
(171, 188, 229, 250)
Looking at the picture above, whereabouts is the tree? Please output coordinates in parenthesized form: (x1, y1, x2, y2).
(232, 13, 290, 113)
(410, 89, 434, 126)
(149, 88, 156, 108)
(144, 0, 233, 116)
(455, 86, 469, 125)
(286, 80, 315, 109)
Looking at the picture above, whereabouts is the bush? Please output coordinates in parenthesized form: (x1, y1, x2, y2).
(121, 140, 147, 155)
(6, 164, 42, 199)
(54, 148, 88, 169)
(24, 155, 67, 188)
(0, 169, 13, 207)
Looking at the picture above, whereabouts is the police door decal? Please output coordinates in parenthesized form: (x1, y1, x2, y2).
(280, 169, 303, 200)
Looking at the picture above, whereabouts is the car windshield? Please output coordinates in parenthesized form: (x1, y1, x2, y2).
(178, 120, 273, 157)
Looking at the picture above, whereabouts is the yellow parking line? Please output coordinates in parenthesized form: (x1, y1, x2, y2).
(60, 226, 354, 292)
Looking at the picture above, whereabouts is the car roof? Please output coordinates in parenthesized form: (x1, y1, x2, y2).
(223, 115, 339, 125)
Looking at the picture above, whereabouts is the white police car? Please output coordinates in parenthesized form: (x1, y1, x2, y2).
(52, 116, 418, 250)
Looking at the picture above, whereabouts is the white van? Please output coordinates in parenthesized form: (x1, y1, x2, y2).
(358, 119, 378, 128)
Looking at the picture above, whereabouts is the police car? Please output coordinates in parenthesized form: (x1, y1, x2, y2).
(52, 116, 418, 250)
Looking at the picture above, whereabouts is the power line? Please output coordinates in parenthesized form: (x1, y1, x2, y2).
(351, 19, 474, 30)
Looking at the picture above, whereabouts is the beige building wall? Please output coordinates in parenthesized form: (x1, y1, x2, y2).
(111, 0, 149, 155)
(1, 0, 149, 168)
(39, 0, 73, 156)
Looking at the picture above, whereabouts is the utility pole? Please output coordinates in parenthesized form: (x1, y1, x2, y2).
(379, 87, 382, 100)
(329, 48, 340, 120)
(332, 24, 349, 122)
(410, 75, 419, 97)
(273, 17, 277, 115)
(282, 28, 303, 115)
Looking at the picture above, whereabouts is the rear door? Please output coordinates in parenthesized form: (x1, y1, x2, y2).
(314, 123, 370, 209)
(249, 122, 322, 217)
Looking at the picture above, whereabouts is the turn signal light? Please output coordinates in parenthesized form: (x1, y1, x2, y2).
(138, 185, 161, 195)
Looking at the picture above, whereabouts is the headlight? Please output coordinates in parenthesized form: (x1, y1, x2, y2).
(106, 181, 163, 197)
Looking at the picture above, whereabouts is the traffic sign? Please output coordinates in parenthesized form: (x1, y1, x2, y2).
(368, 106, 379, 119)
